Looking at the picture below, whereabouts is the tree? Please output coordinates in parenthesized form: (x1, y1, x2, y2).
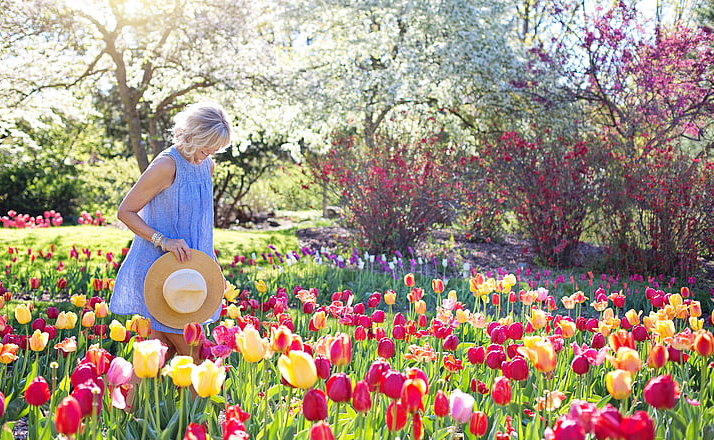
(261, 0, 523, 153)
(0, 0, 270, 172)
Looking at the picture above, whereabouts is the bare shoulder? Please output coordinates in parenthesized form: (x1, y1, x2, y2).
(139, 154, 176, 190)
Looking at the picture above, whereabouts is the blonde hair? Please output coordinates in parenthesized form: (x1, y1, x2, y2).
(171, 102, 232, 156)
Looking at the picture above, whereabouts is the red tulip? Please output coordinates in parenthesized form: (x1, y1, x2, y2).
(400, 379, 426, 414)
(371, 310, 385, 323)
(632, 325, 649, 342)
(55, 396, 82, 435)
(381, 370, 406, 399)
(392, 325, 406, 340)
(354, 326, 367, 341)
(25, 376, 50, 406)
(491, 376, 512, 406)
(467, 346, 485, 364)
(365, 360, 390, 392)
(377, 338, 395, 359)
(31, 318, 46, 332)
(303, 389, 328, 421)
(314, 355, 331, 380)
(71, 381, 103, 417)
(433, 390, 449, 417)
(443, 334, 459, 351)
(507, 322, 524, 340)
(591, 332, 606, 349)
(326, 373, 352, 403)
(592, 404, 622, 440)
(329, 333, 352, 366)
(552, 416, 586, 440)
(571, 355, 590, 375)
(502, 357, 529, 381)
(46, 306, 59, 320)
(386, 400, 408, 431)
(620, 411, 655, 440)
(310, 421, 335, 440)
(643, 375, 680, 410)
(469, 411, 488, 437)
(0, 391, 5, 419)
(352, 380, 371, 413)
(183, 323, 203, 346)
(71, 363, 98, 388)
(183, 423, 207, 440)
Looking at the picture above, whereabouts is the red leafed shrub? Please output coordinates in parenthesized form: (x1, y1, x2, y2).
(315, 126, 463, 253)
(481, 130, 599, 267)
(599, 144, 714, 277)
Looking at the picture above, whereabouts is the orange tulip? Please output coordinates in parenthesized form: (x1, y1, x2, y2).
(517, 336, 556, 373)
(404, 273, 416, 288)
(431, 279, 444, 294)
(0, 344, 19, 364)
(608, 347, 641, 376)
(693, 330, 714, 357)
(647, 344, 669, 369)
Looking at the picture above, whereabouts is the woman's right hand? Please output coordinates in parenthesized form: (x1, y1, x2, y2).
(163, 238, 191, 263)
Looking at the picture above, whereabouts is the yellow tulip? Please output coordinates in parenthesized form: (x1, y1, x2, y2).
(70, 294, 87, 309)
(163, 356, 195, 388)
(255, 280, 268, 294)
(669, 294, 683, 308)
(223, 282, 239, 302)
(81, 311, 96, 328)
(605, 370, 632, 400)
(226, 304, 241, 319)
(56, 311, 78, 330)
(109, 320, 127, 342)
(133, 339, 168, 379)
(29, 329, 49, 351)
(689, 317, 704, 331)
(191, 359, 225, 398)
(455, 309, 470, 324)
(278, 350, 317, 389)
(235, 325, 269, 363)
(655, 319, 675, 339)
(503, 274, 517, 288)
(14, 304, 32, 325)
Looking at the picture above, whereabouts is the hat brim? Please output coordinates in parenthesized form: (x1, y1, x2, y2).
(144, 250, 224, 329)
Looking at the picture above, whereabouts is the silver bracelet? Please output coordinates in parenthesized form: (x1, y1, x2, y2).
(151, 231, 164, 248)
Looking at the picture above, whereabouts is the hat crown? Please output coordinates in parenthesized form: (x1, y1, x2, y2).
(162, 268, 208, 314)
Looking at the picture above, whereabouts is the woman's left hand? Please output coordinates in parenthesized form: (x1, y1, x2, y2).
(163, 238, 191, 263)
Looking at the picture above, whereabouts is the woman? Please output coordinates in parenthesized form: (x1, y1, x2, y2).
(109, 102, 232, 360)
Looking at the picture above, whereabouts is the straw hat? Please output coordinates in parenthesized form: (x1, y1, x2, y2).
(144, 250, 224, 329)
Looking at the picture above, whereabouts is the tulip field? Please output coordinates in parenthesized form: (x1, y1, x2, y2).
(0, 227, 713, 440)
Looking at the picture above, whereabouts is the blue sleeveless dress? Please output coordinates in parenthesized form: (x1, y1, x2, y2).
(109, 147, 221, 334)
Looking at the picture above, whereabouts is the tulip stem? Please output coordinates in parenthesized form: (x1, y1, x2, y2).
(262, 360, 270, 435)
(178, 387, 185, 440)
(154, 376, 161, 433)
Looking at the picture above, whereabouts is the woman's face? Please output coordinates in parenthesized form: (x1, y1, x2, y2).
(190, 145, 221, 164)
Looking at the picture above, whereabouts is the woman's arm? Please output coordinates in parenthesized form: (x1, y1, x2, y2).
(117, 156, 193, 262)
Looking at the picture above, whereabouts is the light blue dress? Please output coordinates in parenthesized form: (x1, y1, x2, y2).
(109, 147, 220, 334)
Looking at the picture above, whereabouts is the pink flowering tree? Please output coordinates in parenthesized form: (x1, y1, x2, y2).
(520, 2, 714, 275)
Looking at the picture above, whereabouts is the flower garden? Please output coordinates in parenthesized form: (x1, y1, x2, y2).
(0, 225, 712, 440)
